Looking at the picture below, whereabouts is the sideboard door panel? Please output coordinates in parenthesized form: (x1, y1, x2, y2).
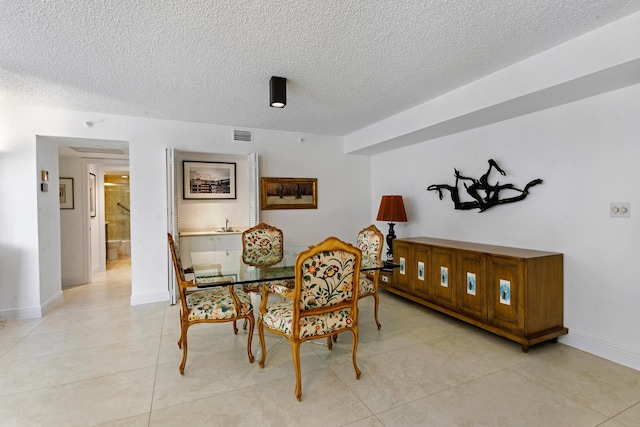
(457, 252, 487, 319)
(488, 257, 523, 331)
(393, 240, 411, 293)
(432, 247, 456, 309)
(413, 245, 432, 299)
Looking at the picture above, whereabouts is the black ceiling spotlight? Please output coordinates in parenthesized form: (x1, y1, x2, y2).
(269, 76, 286, 108)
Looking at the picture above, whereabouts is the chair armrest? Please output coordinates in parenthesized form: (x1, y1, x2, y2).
(361, 271, 375, 280)
(259, 283, 294, 314)
(262, 283, 294, 299)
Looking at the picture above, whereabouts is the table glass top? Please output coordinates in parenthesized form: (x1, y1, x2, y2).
(190, 247, 390, 287)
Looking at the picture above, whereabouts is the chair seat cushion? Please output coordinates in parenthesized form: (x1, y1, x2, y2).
(359, 276, 375, 296)
(261, 300, 354, 338)
(186, 288, 252, 321)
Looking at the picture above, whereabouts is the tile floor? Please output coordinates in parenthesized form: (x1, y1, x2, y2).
(2, 259, 640, 426)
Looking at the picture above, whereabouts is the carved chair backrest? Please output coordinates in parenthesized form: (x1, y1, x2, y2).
(356, 225, 383, 270)
(293, 237, 362, 317)
(242, 223, 284, 266)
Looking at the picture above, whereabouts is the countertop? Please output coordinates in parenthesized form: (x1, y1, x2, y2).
(178, 227, 246, 237)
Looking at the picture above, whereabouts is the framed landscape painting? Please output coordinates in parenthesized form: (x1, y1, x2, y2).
(261, 177, 317, 210)
(183, 161, 236, 200)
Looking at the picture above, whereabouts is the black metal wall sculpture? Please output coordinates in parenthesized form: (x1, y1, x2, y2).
(427, 159, 542, 212)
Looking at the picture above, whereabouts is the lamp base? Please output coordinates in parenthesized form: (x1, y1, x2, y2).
(386, 222, 396, 262)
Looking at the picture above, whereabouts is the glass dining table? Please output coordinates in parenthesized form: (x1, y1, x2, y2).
(188, 246, 396, 355)
(189, 246, 390, 289)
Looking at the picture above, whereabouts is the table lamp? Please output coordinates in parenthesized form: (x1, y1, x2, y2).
(376, 195, 407, 262)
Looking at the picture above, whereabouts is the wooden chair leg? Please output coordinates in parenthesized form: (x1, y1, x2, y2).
(258, 321, 267, 368)
(232, 320, 239, 334)
(292, 341, 303, 401)
(179, 324, 189, 375)
(245, 315, 255, 363)
(373, 293, 382, 330)
(350, 327, 361, 379)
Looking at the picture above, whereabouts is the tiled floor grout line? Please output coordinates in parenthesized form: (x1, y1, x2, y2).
(145, 304, 173, 426)
(4, 257, 640, 426)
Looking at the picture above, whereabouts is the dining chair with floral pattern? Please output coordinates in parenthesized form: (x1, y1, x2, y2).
(167, 233, 254, 374)
(356, 224, 384, 329)
(257, 236, 362, 400)
(236, 223, 293, 332)
(241, 222, 284, 267)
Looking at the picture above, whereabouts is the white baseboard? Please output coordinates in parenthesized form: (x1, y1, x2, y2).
(0, 305, 42, 320)
(2, 291, 167, 320)
(130, 291, 169, 306)
(62, 275, 88, 288)
(560, 330, 640, 372)
(0, 291, 63, 320)
(40, 291, 64, 316)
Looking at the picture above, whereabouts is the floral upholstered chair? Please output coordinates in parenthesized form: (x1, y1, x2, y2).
(167, 233, 254, 374)
(242, 223, 284, 267)
(237, 223, 292, 331)
(356, 224, 384, 329)
(257, 236, 362, 400)
(241, 223, 295, 286)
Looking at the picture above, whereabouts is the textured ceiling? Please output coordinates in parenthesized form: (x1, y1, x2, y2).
(2, 0, 640, 137)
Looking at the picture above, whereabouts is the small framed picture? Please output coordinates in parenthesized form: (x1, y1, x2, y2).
(417, 261, 425, 281)
(440, 266, 448, 287)
(59, 177, 74, 209)
(467, 272, 476, 296)
(183, 161, 236, 200)
(499, 279, 511, 305)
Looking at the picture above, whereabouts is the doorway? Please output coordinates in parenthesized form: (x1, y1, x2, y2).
(53, 136, 129, 287)
(104, 170, 131, 267)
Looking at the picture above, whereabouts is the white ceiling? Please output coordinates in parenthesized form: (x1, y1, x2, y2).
(2, 1, 640, 137)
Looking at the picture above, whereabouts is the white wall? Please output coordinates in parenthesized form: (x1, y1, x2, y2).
(0, 112, 40, 318)
(35, 137, 63, 310)
(0, 106, 371, 316)
(256, 129, 371, 246)
(58, 155, 85, 286)
(89, 163, 101, 273)
(371, 83, 640, 370)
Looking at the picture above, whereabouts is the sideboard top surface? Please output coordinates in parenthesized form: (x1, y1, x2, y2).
(396, 237, 561, 259)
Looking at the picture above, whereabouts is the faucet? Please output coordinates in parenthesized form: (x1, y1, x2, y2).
(225, 218, 230, 231)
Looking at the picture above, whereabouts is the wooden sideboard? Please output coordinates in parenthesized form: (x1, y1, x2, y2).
(384, 237, 567, 352)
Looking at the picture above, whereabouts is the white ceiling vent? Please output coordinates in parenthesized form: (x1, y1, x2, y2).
(233, 129, 253, 143)
(69, 146, 127, 154)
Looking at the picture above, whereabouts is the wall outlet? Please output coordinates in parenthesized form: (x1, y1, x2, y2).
(610, 202, 630, 218)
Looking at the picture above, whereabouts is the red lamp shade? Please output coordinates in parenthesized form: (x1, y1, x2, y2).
(376, 195, 407, 223)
